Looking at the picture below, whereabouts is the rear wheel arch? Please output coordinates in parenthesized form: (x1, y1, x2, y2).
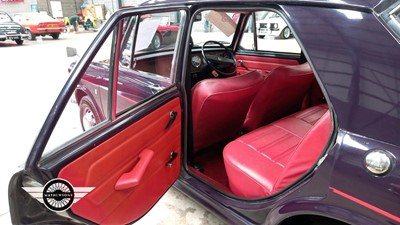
(74, 89, 86, 106)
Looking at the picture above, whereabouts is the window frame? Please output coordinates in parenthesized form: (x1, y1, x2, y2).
(114, 10, 187, 116)
(39, 9, 188, 160)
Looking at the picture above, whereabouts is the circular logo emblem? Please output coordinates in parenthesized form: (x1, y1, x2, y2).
(42, 178, 75, 212)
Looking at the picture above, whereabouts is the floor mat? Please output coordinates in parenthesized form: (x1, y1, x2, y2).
(194, 142, 229, 189)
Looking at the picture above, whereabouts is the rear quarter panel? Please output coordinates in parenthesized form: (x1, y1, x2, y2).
(283, 4, 400, 224)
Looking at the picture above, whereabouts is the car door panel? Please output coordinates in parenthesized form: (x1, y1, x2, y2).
(235, 54, 299, 76)
(57, 97, 181, 224)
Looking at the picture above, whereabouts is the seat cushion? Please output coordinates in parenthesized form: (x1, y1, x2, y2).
(223, 104, 331, 198)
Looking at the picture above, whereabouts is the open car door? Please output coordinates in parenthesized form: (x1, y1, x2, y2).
(9, 7, 186, 225)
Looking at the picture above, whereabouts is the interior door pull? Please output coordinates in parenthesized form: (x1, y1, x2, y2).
(115, 149, 154, 190)
(165, 111, 178, 129)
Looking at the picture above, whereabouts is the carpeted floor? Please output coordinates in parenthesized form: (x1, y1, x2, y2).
(193, 142, 229, 189)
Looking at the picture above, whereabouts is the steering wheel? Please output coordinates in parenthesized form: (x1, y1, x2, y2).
(201, 40, 237, 76)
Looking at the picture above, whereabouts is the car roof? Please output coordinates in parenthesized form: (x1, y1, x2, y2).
(139, 0, 381, 10)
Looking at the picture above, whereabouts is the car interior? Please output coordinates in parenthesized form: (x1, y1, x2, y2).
(182, 10, 332, 199)
(12, 2, 400, 224)
(69, 8, 333, 201)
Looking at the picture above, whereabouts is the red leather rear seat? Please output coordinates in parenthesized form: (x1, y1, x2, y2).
(223, 104, 331, 198)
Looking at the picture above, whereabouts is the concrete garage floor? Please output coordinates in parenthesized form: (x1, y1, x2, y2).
(136, 188, 226, 225)
(1, 188, 225, 225)
(0, 32, 225, 225)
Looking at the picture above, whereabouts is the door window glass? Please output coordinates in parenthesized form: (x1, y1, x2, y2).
(117, 11, 184, 114)
(43, 26, 115, 155)
(240, 14, 255, 50)
(240, 11, 301, 53)
(44, 11, 185, 156)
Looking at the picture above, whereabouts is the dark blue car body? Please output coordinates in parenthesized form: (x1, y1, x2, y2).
(8, 0, 400, 224)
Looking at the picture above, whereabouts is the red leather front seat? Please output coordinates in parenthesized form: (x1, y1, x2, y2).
(243, 62, 315, 132)
(192, 71, 264, 152)
(224, 104, 331, 198)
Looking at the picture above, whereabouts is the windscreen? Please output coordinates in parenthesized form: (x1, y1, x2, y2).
(191, 10, 237, 47)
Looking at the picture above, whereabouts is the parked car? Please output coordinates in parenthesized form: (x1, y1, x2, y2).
(122, 8, 181, 49)
(256, 12, 292, 39)
(151, 23, 180, 49)
(8, 1, 400, 225)
(12, 12, 65, 40)
(0, 11, 27, 45)
(141, 13, 181, 49)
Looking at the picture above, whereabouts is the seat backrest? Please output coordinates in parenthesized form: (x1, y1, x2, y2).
(192, 70, 264, 152)
(243, 62, 315, 132)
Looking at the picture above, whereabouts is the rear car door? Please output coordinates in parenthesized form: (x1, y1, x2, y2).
(9, 7, 187, 225)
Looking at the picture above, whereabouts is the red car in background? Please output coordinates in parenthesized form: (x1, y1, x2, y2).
(151, 23, 179, 49)
(12, 13, 65, 40)
(123, 7, 180, 49)
(137, 12, 180, 49)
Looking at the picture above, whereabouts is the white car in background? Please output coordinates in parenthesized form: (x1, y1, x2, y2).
(256, 12, 292, 39)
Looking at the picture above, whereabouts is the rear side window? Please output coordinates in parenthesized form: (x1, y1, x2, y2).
(239, 10, 301, 54)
